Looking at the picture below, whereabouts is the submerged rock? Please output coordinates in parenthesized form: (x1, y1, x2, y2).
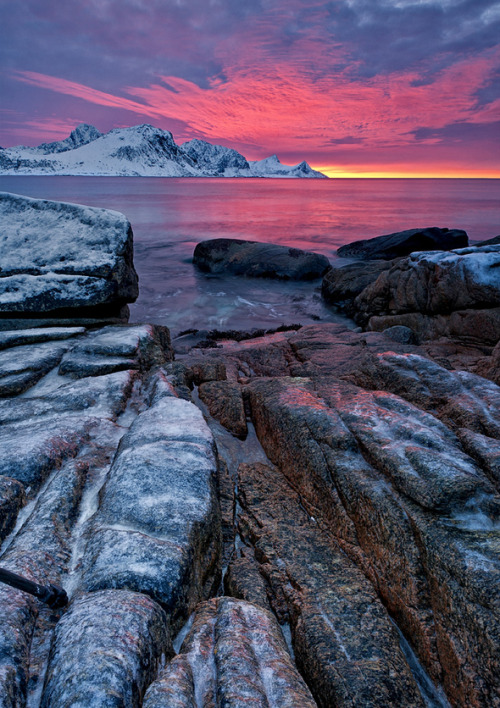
(193, 238, 331, 280)
(143, 596, 317, 708)
(337, 226, 468, 260)
(0, 192, 138, 325)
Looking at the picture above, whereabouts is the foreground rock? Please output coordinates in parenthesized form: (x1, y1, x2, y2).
(81, 376, 222, 630)
(193, 238, 331, 280)
(355, 244, 500, 344)
(233, 462, 425, 707)
(42, 590, 171, 708)
(337, 226, 468, 260)
(144, 597, 317, 708)
(0, 192, 138, 326)
(185, 323, 500, 707)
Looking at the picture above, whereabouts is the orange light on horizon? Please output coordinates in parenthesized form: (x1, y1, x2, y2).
(313, 165, 500, 179)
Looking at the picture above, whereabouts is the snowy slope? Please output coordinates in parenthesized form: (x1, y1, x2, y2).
(248, 154, 326, 178)
(0, 124, 327, 178)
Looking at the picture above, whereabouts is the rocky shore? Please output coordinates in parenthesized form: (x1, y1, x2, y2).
(0, 191, 498, 707)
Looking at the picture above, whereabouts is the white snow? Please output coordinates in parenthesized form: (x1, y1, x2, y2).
(0, 124, 327, 178)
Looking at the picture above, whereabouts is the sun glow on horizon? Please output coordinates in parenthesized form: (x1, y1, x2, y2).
(313, 166, 500, 178)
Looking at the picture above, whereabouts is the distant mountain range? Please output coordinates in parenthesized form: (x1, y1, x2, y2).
(0, 124, 327, 178)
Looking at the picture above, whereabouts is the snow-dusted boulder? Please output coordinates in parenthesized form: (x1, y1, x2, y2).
(354, 244, 500, 343)
(0, 192, 138, 323)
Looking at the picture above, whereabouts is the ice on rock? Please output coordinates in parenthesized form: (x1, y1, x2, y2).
(0, 192, 138, 320)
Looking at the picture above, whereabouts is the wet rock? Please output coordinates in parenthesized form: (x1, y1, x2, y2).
(235, 462, 425, 707)
(189, 357, 227, 385)
(411, 511, 500, 707)
(316, 378, 493, 513)
(41, 590, 171, 708)
(355, 245, 500, 344)
(193, 238, 330, 280)
(0, 369, 135, 425)
(321, 259, 398, 312)
(58, 324, 172, 379)
(0, 416, 96, 492)
(337, 226, 468, 260)
(458, 429, 500, 487)
(0, 192, 138, 321)
(225, 547, 272, 611)
(0, 477, 25, 543)
(143, 596, 317, 708)
(0, 369, 136, 494)
(82, 392, 221, 630)
(0, 341, 68, 396)
(0, 458, 89, 705)
(198, 380, 247, 437)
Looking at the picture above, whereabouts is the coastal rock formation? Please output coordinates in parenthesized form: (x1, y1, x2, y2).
(143, 597, 317, 708)
(321, 258, 400, 315)
(337, 226, 468, 260)
(0, 322, 224, 707)
(355, 244, 500, 344)
(0, 192, 138, 325)
(42, 590, 171, 708)
(233, 462, 426, 707)
(193, 238, 331, 280)
(182, 322, 500, 707)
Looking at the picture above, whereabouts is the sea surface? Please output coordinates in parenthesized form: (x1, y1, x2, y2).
(1, 176, 498, 334)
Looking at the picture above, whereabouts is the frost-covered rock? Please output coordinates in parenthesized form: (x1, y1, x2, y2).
(41, 590, 171, 708)
(354, 244, 500, 343)
(81, 387, 221, 629)
(0, 192, 138, 322)
(193, 238, 331, 280)
(143, 597, 318, 708)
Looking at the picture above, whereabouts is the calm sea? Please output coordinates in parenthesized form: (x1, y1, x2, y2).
(1, 176, 498, 333)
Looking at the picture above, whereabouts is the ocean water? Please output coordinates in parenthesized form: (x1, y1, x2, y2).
(1, 176, 498, 333)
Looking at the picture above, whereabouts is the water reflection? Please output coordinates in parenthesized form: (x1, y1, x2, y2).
(1, 176, 498, 333)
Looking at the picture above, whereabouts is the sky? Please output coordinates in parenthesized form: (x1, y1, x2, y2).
(0, 0, 499, 177)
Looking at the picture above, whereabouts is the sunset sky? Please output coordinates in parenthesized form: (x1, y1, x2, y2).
(1, 0, 499, 177)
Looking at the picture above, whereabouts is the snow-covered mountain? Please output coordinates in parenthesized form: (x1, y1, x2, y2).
(0, 124, 327, 178)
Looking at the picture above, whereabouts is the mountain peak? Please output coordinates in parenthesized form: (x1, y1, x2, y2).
(0, 124, 327, 178)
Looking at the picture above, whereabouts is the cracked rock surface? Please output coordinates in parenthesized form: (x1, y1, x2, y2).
(0, 319, 498, 708)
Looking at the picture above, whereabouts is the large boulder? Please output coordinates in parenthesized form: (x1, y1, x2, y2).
(193, 238, 330, 280)
(0, 192, 138, 325)
(337, 226, 468, 260)
(354, 244, 500, 344)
